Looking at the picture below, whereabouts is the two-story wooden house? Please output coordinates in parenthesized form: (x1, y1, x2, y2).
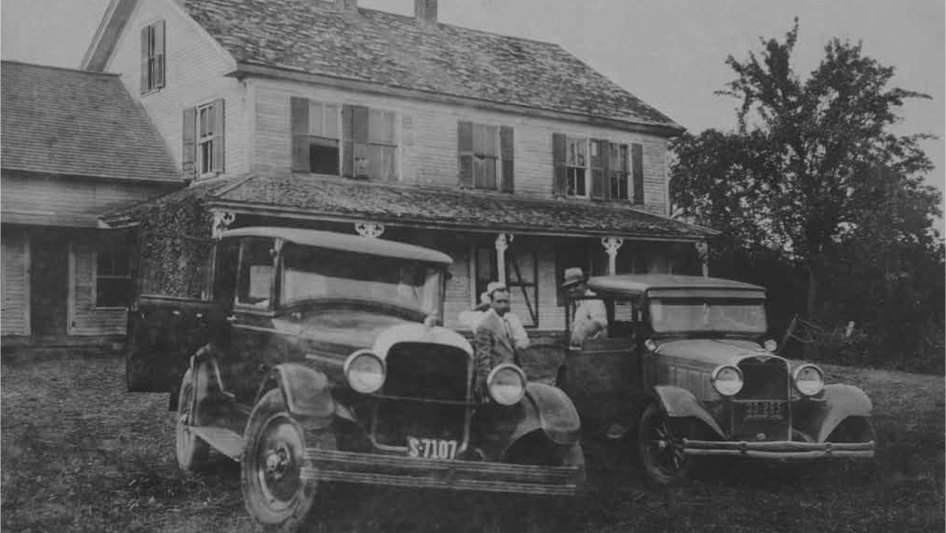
(84, 0, 716, 336)
(1, 60, 180, 343)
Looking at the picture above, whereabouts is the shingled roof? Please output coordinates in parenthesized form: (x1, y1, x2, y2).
(184, 0, 682, 131)
(200, 174, 716, 240)
(1, 61, 179, 182)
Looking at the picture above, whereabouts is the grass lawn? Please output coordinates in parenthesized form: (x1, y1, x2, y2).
(1, 349, 943, 532)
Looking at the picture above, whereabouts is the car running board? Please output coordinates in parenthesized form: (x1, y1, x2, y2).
(191, 426, 245, 460)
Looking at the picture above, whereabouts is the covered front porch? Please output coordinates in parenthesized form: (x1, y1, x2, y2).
(103, 174, 716, 338)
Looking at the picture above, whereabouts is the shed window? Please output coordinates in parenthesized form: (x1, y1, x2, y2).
(96, 234, 133, 308)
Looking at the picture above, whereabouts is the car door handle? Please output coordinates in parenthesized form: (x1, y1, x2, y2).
(225, 315, 238, 323)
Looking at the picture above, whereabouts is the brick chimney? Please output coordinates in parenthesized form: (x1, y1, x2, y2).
(414, 0, 437, 25)
(335, 0, 357, 13)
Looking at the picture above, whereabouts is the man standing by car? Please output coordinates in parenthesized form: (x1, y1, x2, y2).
(473, 283, 520, 401)
(562, 267, 608, 347)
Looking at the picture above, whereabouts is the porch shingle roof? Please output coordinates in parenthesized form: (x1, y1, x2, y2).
(202, 174, 716, 241)
(185, 0, 681, 131)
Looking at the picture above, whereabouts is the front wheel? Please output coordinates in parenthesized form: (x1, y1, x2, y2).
(175, 369, 210, 471)
(242, 389, 325, 531)
(637, 403, 693, 485)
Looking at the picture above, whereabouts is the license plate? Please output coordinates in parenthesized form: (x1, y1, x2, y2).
(407, 437, 458, 459)
(742, 401, 785, 421)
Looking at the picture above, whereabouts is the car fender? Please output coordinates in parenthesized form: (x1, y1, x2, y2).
(256, 363, 335, 429)
(518, 382, 582, 445)
(652, 385, 726, 439)
(797, 384, 873, 443)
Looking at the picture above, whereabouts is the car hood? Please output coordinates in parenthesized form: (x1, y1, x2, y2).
(654, 338, 785, 367)
(290, 310, 413, 350)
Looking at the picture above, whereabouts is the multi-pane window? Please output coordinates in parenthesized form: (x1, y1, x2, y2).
(458, 121, 514, 191)
(96, 235, 133, 308)
(140, 21, 165, 93)
(291, 98, 339, 175)
(609, 144, 630, 200)
(566, 136, 588, 197)
(472, 244, 538, 327)
(183, 99, 225, 179)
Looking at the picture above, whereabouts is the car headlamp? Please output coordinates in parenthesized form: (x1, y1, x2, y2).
(793, 364, 824, 396)
(344, 350, 386, 394)
(487, 363, 526, 406)
(711, 365, 744, 396)
(763, 339, 778, 352)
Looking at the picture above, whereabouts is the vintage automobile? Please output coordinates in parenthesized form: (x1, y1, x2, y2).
(125, 227, 584, 531)
(559, 274, 876, 484)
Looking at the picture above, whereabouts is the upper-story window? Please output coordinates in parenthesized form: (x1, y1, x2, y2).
(458, 121, 514, 192)
(553, 133, 644, 203)
(182, 99, 225, 180)
(291, 98, 340, 175)
(140, 20, 166, 94)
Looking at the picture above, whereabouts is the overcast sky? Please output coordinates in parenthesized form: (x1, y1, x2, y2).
(3, 0, 943, 229)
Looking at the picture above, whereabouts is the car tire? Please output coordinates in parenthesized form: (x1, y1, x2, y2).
(175, 369, 211, 471)
(242, 389, 326, 532)
(637, 403, 693, 485)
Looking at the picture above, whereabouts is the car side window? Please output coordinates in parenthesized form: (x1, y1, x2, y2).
(608, 298, 639, 340)
(236, 238, 275, 308)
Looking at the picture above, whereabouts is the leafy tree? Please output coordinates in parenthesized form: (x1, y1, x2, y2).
(671, 20, 941, 320)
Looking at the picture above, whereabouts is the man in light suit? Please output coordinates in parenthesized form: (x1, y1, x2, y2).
(473, 283, 520, 401)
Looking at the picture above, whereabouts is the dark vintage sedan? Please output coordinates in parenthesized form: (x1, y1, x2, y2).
(560, 274, 875, 484)
(125, 227, 584, 531)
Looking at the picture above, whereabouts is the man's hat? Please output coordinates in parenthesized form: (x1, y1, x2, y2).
(561, 267, 588, 289)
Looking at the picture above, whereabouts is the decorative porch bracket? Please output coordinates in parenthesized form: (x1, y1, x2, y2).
(494, 233, 514, 285)
(212, 210, 236, 238)
(696, 240, 709, 277)
(355, 222, 385, 239)
(601, 237, 624, 275)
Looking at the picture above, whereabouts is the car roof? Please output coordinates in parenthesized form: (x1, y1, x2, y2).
(220, 227, 452, 265)
(587, 274, 766, 299)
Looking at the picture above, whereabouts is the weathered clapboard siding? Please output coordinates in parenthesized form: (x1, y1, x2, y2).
(69, 241, 127, 336)
(106, 0, 248, 177)
(251, 79, 670, 214)
(1, 171, 177, 227)
(1, 229, 30, 336)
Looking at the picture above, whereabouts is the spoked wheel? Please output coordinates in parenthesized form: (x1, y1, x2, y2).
(242, 390, 323, 531)
(176, 369, 210, 471)
(637, 403, 692, 485)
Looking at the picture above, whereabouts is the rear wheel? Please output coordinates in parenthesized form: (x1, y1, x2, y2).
(637, 403, 692, 484)
(175, 369, 210, 471)
(242, 389, 325, 531)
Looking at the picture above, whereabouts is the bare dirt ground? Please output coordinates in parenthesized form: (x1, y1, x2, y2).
(1, 349, 943, 533)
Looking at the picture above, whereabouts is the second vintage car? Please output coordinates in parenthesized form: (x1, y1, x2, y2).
(559, 274, 875, 484)
(125, 227, 584, 531)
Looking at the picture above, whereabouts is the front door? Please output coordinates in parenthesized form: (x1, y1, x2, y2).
(30, 232, 69, 337)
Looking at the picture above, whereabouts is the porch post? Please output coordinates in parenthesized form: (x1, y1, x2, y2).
(494, 233, 513, 285)
(696, 240, 709, 277)
(354, 222, 385, 239)
(601, 237, 624, 275)
(212, 210, 236, 238)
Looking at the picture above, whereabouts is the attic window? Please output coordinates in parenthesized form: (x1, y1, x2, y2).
(140, 20, 166, 94)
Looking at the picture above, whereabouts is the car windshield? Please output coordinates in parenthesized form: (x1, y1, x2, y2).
(280, 243, 444, 316)
(649, 298, 767, 335)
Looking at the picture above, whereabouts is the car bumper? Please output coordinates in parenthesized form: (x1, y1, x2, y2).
(301, 448, 581, 496)
(682, 439, 875, 459)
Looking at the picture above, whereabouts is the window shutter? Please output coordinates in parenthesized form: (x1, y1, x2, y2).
(140, 26, 149, 94)
(457, 121, 473, 188)
(154, 20, 166, 88)
(552, 133, 567, 196)
(352, 105, 369, 179)
(182, 107, 196, 180)
(212, 98, 225, 173)
(603, 142, 614, 201)
(290, 97, 309, 172)
(341, 104, 354, 178)
(500, 126, 514, 193)
(632, 143, 644, 204)
(590, 139, 606, 201)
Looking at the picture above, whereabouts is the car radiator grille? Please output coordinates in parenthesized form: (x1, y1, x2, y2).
(372, 343, 471, 448)
(730, 357, 791, 441)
